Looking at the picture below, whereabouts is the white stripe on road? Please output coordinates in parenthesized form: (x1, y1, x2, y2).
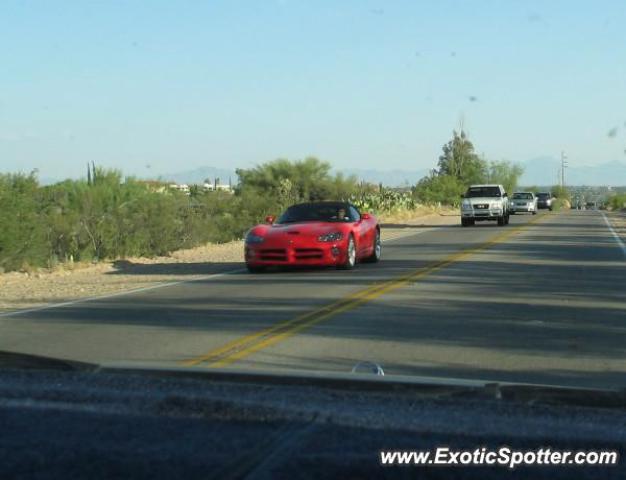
(0, 268, 246, 318)
(0, 223, 454, 318)
(602, 213, 626, 259)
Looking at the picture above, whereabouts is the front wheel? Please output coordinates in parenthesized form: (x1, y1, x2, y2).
(363, 229, 381, 263)
(497, 215, 505, 226)
(338, 234, 356, 270)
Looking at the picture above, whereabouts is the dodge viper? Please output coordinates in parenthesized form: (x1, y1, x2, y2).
(244, 201, 381, 272)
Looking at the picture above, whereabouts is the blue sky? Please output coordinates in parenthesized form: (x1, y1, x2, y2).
(1, 0, 626, 180)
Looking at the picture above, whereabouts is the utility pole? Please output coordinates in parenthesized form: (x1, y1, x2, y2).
(560, 151, 568, 188)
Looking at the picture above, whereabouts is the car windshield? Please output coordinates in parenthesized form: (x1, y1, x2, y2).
(513, 193, 533, 199)
(276, 203, 354, 224)
(465, 187, 501, 198)
(537, 193, 551, 199)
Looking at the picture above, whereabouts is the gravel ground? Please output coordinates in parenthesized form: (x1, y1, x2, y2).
(0, 211, 458, 314)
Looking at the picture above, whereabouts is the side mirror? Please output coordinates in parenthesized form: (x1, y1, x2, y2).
(361, 213, 371, 220)
(265, 215, 275, 224)
(503, 193, 508, 197)
(460, 194, 465, 199)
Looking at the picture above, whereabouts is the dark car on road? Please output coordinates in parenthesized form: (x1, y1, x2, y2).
(536, 192, 555, 211)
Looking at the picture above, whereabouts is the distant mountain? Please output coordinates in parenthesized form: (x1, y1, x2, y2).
(153, 167, 237, 185)
(338, 168, 430, 187)
(519, 157, 626, 187)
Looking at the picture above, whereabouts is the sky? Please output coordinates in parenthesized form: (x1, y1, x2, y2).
(1, 0, 626, 180)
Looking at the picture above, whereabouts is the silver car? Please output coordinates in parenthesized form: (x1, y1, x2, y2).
(510, 192, 537, 215)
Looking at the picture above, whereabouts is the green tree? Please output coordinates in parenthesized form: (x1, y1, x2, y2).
(485, 161, 524, 193)
(236, 157, 357, 202)
(413, 174, 466, 206)
(551, 185, 571, 201)
(0, 173, 48, 271)
(437, 130, 486, 184)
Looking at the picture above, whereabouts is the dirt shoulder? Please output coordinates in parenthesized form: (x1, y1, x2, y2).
(0, 209, 459, 314)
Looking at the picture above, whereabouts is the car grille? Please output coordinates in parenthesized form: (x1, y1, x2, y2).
(294, 248, 324, 259)
(259, 249, 287, 261)
(473, 203, 489, 209)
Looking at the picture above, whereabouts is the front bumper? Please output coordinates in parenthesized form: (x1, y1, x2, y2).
(461, 208, 503, 220)
(245, 242, 347, 266)
(510, 204, 535, 213)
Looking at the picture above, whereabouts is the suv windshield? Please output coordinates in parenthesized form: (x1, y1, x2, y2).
(276, 203, 355, 224)
(537, 193, 551, 199)
(513, 193, 533, 199)
(465, 186, 501, 198)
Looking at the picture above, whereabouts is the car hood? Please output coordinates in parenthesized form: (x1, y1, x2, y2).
(464, 197, 503, 204)
(252, 222, 350, 239)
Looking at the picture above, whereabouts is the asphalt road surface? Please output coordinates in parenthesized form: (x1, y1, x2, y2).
(1, 210, 625, 389)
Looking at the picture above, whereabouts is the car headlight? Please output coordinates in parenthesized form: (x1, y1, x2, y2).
(491, 202, 502, 210)
(461, 201, 472, 210)
(318, 232, 343, 242)
(245, 232, 265, 244)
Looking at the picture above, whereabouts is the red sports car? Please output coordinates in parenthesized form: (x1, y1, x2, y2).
(244, 201, 381, 272)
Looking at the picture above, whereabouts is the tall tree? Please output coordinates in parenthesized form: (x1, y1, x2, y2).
(437, 130, 485, 184)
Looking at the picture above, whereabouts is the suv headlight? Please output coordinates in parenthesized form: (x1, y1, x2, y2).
(461, 200, 472, 210)
(245, 232, 265, 244)
(491, 202, 502, 210)
(318, 232, 343, 242)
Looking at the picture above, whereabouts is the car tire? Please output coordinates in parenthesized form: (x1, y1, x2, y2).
(363, 229, 381, 263)
(246, 264, 266, 273)
(505, 214, 510, 225)
(461, 218, 468, 227)
(532, 211, 537, 215)
(338, 234, 356, 270)
(497, 215, 505, 226)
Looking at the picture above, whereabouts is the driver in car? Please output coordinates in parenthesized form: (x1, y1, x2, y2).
(334, 207, 347, 221)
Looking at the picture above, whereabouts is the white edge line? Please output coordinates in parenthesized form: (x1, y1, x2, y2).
(0, 223, 452, 318)
(0, 268, 245, 318)
(602, 213, 626, 259)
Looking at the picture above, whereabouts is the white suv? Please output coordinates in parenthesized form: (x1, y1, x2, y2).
(460, 184, 510, 227)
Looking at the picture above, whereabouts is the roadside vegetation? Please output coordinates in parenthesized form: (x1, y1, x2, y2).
(607, 193, 626, 211)
(0, 159, 415, 272)
(1, 130, 523, 273)
(550, 185, 572, 211)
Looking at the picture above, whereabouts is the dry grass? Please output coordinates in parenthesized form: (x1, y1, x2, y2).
(378, 205, 458, 224)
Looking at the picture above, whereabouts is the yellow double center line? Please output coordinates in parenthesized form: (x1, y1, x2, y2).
(182, 215, 545, 368)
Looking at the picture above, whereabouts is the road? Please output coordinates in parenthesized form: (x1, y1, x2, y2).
(1, 210, 625, 389)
